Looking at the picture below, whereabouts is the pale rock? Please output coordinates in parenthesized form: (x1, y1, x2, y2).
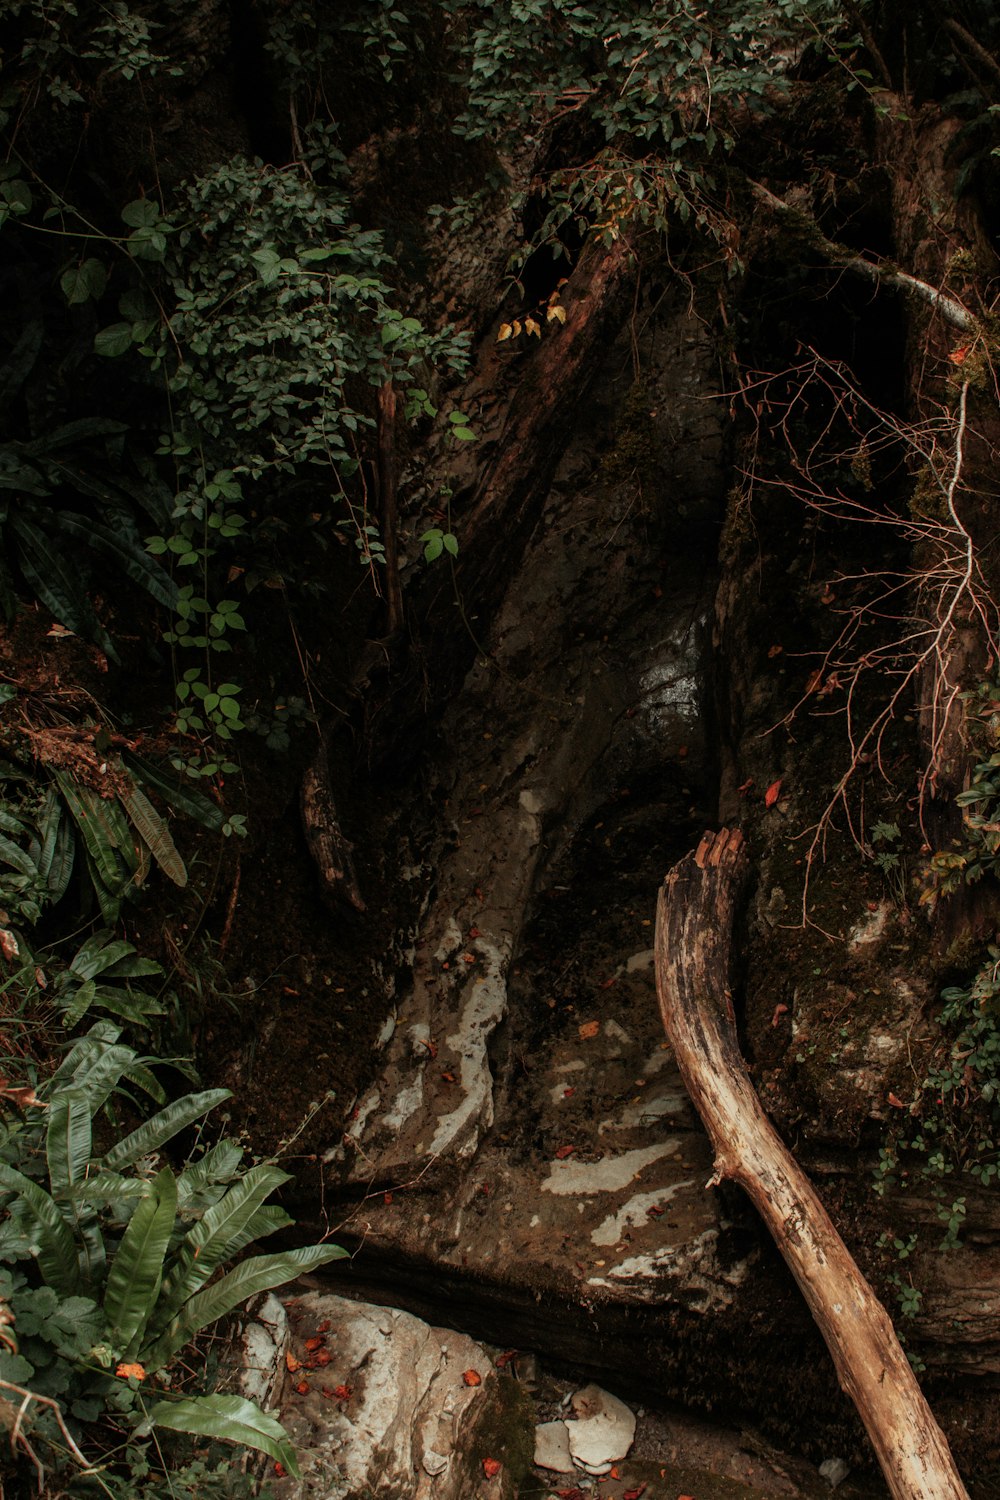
(534, 1420, 576, 1473)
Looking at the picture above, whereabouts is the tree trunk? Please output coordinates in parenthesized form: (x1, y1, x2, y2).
(654, 828, 969, 1500)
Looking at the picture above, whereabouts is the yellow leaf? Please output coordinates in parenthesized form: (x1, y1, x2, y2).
(546, 304, 567, 324)
(497, 323, 513, 342)
(524, 317, 541, 337)
(511, 320, 522, 336)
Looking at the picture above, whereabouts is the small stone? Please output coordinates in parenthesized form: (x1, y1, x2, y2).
(423, 1449, 449, 1477)
(534, 1421, 575, 1473)
(566, 1384, 636, 1470)
(819, 1457, 851, 1489)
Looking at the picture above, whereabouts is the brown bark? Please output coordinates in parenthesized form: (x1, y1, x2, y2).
(301, 739, 365, 912)
(654, 828, 969, 1500)
(377, 378, 403, 638)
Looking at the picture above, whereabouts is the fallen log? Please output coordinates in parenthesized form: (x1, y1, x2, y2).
(654, 828, 969, 1500)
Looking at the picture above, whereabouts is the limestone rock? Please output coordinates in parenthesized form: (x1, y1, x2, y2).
(273, 1292, 532, 1500)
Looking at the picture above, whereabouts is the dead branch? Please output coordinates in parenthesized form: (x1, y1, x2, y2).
(749, 182, 978, 334)
(654, 828, 970, 1500)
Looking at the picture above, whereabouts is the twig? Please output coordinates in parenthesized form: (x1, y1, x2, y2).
(749, 181, 979, 333)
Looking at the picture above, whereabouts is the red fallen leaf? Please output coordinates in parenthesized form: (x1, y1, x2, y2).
(462, 952, 477, 964)
(418, 1038, 438, 1058)
(646, 1203, 665, 1218)
(441, 1071, 456, 1083)
(0, 930, 18, 961)
(468, 926, 480, 938)
(805, 667, 824, 694)
(888, 1092, 906, 1109)
(610, 1468, 620, 1479)
(462, 1369, 482, 1386)
(474, 886, 484, 901)
(295, 1380, 310, 1395)
(623, 1486, 647, 1500)
(599, 977, 617, 990)
(563, 1087, 575, 1098)
(556, 1490, 589, 1500)
(324, 1384, 351, 1400)
(737, 777, 754, 796)
(495, 1350, 517, 1368)
(555, 1145, 576, 1160)
(948, 345, 970, 366)
(482, 1457, 502, 1478)
(312, 1349, 331, 1367)
(578, 1019, 600, 1040)
(274, 1462, 287, 1477)
(767, 643, 783, 658)
(316, 1320, 330, 1334)
(764, 778, 783, 808)
(821, 585, 835, 605)
(305, 1336, 325, 1351)
(384, 1192, 394, 1205)
(771, 1003, 789, 1027)
(285, 1352, 302, 1373)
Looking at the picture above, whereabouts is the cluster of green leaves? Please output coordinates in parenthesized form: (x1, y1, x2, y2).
(0, 1024, 344, 1487)
(0, 0, 172, 111)
(0, 719, 231, 928)
(925, 682, 1000, 899)
(429, 0, 844, 270)
(875, 947, 1000, 1249)
(0, 327, 178, 661)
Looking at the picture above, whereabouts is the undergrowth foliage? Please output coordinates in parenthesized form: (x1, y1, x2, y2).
(0, 1025, 343, 1490)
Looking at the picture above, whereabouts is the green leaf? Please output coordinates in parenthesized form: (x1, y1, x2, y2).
(121, 199, 161, 229)
(11, 515, 119, 662)
(94, 323, 135, 358)
(142, 1244, 346, 1369)
(122, 752, 225, 832)
(121, 785, 187, 887)
(148, 1394, 300, 1477)
(156, 1165, 290, 1322)
(104, 1167, 177, 1351)
(46, 1087, 93, 1191)
(176, 1140, 244, 1207)
(53, 513, 179, 610)
(71, 932, 136, 981)
(103, 1090, 231, 1174)
(60, 258, 108, 306)
(0, 832, 37, 878)
(56, 777, 132, 893)
(47, 808, 76, 902)
(0, 1163, 80, 1296)
(60, 978, 98, 1029)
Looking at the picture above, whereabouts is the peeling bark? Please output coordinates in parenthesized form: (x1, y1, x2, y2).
(654, 828, 969, 1500)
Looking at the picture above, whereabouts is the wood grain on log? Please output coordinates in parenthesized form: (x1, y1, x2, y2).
(654, 828, 968, 1500)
